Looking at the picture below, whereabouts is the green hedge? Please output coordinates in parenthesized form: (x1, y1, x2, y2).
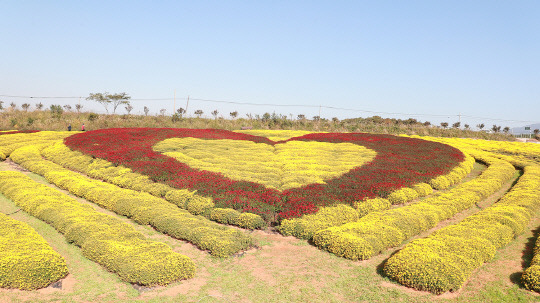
(0, 171, 195, 286)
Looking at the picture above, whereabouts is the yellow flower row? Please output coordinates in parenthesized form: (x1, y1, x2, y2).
(384, 162, 540, 294)
(0, 171, 195, 286)
(0, 212, 68, 290)
(153, 137, 377, 191)
(235, 129, 316, 142)
(10, 144, 256, 257)
(0, 131, 75, 160)
(278, 153, 474, 241)
(311, 151, 515, 260)
(41, 142, 265, 230)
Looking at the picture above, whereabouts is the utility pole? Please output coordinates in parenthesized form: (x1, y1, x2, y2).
(185, 95, 190, 116)
(458, 113, 461, 124)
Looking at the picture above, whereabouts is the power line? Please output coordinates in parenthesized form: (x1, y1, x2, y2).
(0, 93, 538, 124)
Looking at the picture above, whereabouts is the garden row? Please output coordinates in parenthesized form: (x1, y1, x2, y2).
(0, 171, 195, 287)
(0, 211, 67, 290)
(278, 153, 475, 240)
(41, 142, 264, 229)
(384, 155, 540, 293)
(312, 150, 515, 260)
(10, 143, 256, 258)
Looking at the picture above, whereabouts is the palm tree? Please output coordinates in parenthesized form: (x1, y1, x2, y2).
(194, 110, 203, 118)
(477, 123, 485, 130)
(211, 110, 219, 119)
(21, 103, 30, 112)
(440, 122, 449, 129)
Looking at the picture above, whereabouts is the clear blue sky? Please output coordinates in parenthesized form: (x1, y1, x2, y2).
(1, 1, 539, 127)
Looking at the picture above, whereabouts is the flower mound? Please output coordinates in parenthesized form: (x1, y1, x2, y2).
(64, 128, 464, 220)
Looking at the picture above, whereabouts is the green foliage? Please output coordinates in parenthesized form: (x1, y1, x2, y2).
(50, 104, 63, 118)
(88, 112, 99, 121)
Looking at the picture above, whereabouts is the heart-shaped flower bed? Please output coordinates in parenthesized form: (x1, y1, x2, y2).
(153, 137, 378, 191)
(64, 128, 464, 220)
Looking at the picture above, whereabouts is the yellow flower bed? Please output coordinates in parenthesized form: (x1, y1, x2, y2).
(41, 142, 265, 230)
(0, 131, 76, 160)
(384, 163, 540, 293)
(312, 151, 515, 260)
(0, 212, 68, 290)
(235, 129, 316, 141)
(278, 153, 474, 241)
(11, 144, 256, 257)
(153, 137, 377, 191)
(0, 171, 195, 286)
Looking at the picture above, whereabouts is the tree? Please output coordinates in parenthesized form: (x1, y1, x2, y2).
(464, 124, 470, 130)
(159, 108, 167, 116)
(176, 107, 186, 118)
(10, 102, 16, 110)
(297, 114, 305, 120)
(50, 104, 63, 118)
(503, 126, 510, 133)
(452, 122, 461, 129)
(313, 116, 321, 121)
(230, 111, 238, 119)
(35, 102, 43, 110)
(63, 104, 72, 112)
(440, 122, 449, 129)
(423, 121, 431, 126)
(491, 125, 501, 133)
(75, 104, 83, 113)
(477, 123, 485, 130)
(194, 109, 203, 118)
(86, 92, 131, 114)
(110, 93, 131, 114)
(534, 129, 540, 135)
(125, 104, 134, 114)
(332, 117, 339, 123)
(0, 101, 3, 111)
(211, 109, 219, 119)
(21, 103, 30, 112)
(144, 106, 150, 116)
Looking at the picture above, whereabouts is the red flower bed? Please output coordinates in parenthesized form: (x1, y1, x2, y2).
(64, 128, 464, 221)
(0, 130, 40, 135)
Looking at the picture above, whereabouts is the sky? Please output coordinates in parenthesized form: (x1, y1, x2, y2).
(1, 1, 539, 128)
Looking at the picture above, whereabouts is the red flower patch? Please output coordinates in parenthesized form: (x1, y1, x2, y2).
(64, 128, 464, 221)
